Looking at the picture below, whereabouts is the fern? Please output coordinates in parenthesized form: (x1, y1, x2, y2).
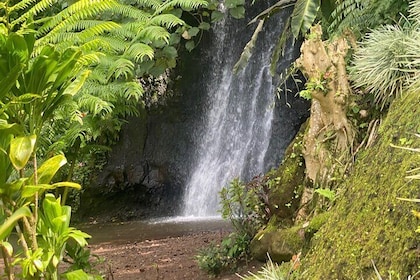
(154, 0, 208, 15)
(124, 42, 155, 62)
(149, 14, 185, 29)
(328, 0, 409, 37)
(136, 25, 171, 43)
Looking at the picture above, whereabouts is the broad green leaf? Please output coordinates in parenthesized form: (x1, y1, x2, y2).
(0, 206, 31, 241)
(29, 154, 67, 185)
(229, 6, 245, 19)
(0, 63, 22, 100)
(225, 0, 245, 9)
(188, 27, 200, 37)
(42, 194, 63, 230)
(21, 184, 54, 198)
(9, 135, 36, 171)
(62, 269, 90, 280)
(185, 40, 195, 52)
(291, 0, 320, 39)
(162, 46, 177, 59)
(211, 11, 224, 23)
(68, 229, 91, 246)
(62, 70, 91, 96)
(198, 22, 211, 31)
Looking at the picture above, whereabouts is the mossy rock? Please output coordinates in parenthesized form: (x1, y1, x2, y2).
(251, 222, 304, 263)
(268, 122, 307, 220)
(301, 92, 420, 279)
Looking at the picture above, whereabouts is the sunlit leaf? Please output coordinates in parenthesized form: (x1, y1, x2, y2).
(9, 135, 36, 171)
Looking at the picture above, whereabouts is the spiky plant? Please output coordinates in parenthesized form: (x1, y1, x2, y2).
(350, 0, 420, 109)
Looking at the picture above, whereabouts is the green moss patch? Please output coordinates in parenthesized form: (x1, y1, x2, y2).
(302, 92, 420, 279)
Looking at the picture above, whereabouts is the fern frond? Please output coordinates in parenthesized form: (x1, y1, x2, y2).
(9, 0, 39, 14)
(78, 21, 121, 41)
(76, 93, 114, 116)
(109, 57, 135, 80)
(60, 20, 117, 33)
(10, 0, 57, 30)
(149, 14, 185, 29)
(124, 42, 155, 62)
(111, 3, 152, 21)
(122, 81, 143, 100)
(130, 0, 161, 10)
(37, 0, 119, 37)
(76, 52, 104, 68)
(137, 25, 170, 43)
(105, 23, 138, 40)
(154, 0, 207, 15)
(329, 0, 363, 35)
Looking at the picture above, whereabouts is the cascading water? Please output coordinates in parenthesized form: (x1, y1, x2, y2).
(182, 8, 299, 217)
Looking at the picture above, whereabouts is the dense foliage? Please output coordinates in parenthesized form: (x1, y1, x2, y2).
(0, 0, 208, 278)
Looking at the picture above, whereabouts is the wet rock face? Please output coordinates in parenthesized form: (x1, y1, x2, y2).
(78, 9, 310, 222)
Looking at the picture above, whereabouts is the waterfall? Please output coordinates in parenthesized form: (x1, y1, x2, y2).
(182, 10, 295, 217)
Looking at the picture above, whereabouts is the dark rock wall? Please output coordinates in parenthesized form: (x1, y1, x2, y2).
(78, 5, 309, 222)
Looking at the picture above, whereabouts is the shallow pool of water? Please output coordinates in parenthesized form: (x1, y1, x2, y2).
(80, 216, 232, 245)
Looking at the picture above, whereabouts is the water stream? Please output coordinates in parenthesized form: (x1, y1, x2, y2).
(182, 10, 294, 217)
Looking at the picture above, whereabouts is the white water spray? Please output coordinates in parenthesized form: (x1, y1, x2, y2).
(182, 16, 279, 217)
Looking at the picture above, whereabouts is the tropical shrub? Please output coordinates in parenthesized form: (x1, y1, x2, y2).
(196, 232, 250, 276)
(220, 177, 270, 238)
(197, 177, 272, 276)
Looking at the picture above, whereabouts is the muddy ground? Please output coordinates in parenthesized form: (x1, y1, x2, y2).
(90, 230, 263, 280)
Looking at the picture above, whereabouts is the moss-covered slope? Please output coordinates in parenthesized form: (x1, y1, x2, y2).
(302, 92, 420, 279)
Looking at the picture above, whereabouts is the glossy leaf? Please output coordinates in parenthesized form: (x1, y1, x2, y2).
(29, 154, 67, 185)
(9, 135, 36, 171)
(0, 206, 31, 241)
(21, 184, 55, 198)
(52, 181, 81, 190)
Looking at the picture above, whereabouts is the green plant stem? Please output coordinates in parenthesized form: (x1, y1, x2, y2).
(1, 244, 14, 280)
(62, 144, 80, 206)
(33, 153, 39, 249)
(17, 220, 33, 254)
